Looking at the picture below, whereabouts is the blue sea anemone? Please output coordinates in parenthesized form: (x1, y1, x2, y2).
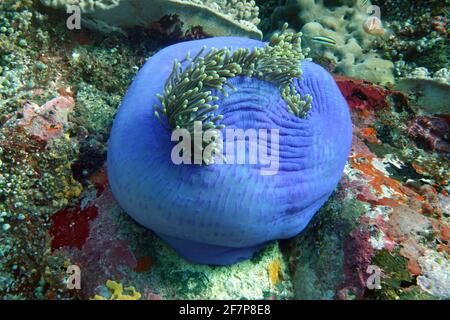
(107, 28, 352, 265)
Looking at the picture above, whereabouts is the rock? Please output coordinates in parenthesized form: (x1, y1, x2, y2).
(407, 116, 450, 154)
(343, 57, 395, 87)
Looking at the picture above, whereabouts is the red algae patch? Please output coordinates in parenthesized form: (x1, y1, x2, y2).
(49, 205, 98, 250)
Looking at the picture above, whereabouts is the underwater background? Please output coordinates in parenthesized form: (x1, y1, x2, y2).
(0, 0, 448, 300)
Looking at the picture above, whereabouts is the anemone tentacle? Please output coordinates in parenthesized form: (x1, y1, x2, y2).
(154, 24, 313, 160)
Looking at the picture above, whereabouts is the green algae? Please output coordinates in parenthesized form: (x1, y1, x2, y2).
(372, 249, 411, 289)
(154, 240, 293, 299)
(367, 249, 439, 300)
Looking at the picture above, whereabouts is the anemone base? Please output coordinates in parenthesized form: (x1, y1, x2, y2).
(156, 233, 268, 265)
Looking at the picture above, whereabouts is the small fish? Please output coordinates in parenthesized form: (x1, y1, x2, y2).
(359, 0, 370, 8)
(311, 36, 337, 46)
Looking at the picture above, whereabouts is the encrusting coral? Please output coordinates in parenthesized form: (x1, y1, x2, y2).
(394, 67, 450, 116)
(107, 27, 352, 265)
(41, 0, 263, 39)
(91, 280, 142, 300)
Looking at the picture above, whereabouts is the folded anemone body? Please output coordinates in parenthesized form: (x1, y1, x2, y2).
(107, 36, 352, 265)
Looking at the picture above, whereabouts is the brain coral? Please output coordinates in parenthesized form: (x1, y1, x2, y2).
(107, 31, 352, 265)
(41, 0, 262, 39)
(271, 0, 395, 85)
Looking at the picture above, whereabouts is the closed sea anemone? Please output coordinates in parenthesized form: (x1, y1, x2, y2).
(107, 25, 353, 265)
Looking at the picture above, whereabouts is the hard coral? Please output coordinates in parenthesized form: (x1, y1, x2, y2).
(394, 74, 450, 116)
(270, 0, 395, 85)
(41, 0, 262, 39)
(107, 32, 352, 265)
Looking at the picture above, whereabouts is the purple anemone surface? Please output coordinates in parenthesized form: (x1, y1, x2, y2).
(107, 37, 352, 265)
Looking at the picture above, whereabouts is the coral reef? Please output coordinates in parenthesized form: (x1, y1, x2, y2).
(50, 171, 293, 299)
(0, 94, 82, 299)
(53, 80, 447, 298)
(41, 0, 263, 39)
(288, 76, 449, 299)
(266, 0, 395, 85)
(0, 0, 150, 299)
(0, 0, 448, 300)
(259, 0, 448, 87)
(375, 0, 448, 76)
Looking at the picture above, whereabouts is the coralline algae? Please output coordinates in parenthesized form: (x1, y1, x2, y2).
(107, 36, 352, 265)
